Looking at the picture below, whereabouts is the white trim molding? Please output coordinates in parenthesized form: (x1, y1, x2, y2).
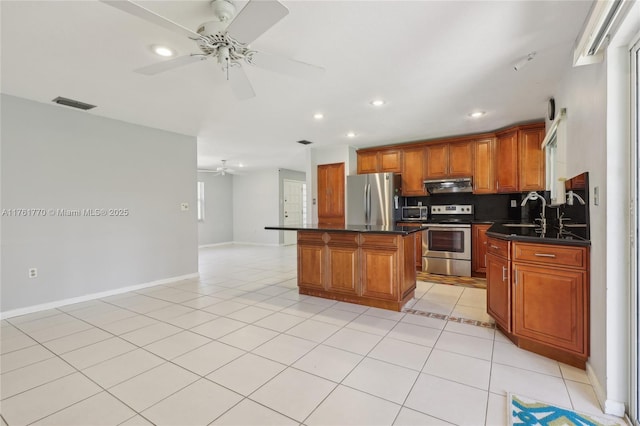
(587, 362, 627, 416)
(0, 272, 199, 320)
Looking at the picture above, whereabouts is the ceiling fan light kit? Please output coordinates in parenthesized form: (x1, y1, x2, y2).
(100, 0, 324, 100)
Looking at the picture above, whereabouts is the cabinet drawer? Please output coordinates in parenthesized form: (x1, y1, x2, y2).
(360, 234, 399, 249)
(486, 237, 509, 259)
(512, 242, 587, 269)
(326, 232, 359, 247)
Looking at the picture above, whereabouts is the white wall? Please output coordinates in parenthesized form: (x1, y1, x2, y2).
(1, 94, 198, 315)
(232, 169, 280, 245)
(197, 172, 233, 246)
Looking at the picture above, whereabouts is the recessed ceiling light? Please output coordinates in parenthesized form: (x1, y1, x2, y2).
(152, 45, 175, 57)
(346, 132, 357, 138)
(468, 111, 486, 118)
(313, 113, 324, 120)
(370, 99, 386, 107)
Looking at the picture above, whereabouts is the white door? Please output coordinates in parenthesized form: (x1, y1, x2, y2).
(283, 180, 304, 245)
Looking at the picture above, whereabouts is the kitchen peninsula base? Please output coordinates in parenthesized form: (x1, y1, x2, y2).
(297, 231, 416, 311)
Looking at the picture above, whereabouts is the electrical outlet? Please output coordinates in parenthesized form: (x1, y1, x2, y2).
(511, 200, 517, 208)
(180, 202, 189, 211)
(594, 187, 599, 205)
(417, 201, 422, 206)
(28, 268, 38, 278)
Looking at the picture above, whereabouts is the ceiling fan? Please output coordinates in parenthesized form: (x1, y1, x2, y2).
(100, 0, 324, 100)
(199, 160, 237, 175)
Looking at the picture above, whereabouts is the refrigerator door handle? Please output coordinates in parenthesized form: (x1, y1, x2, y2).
(365, 183, 371, 223)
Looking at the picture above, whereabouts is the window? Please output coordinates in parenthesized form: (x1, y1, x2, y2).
(197, 181, 205, 221)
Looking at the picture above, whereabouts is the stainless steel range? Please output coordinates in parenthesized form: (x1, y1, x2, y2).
(422, 204, 473, 277)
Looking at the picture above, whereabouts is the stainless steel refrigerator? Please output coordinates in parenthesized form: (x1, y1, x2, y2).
(346, 173, 401, 226)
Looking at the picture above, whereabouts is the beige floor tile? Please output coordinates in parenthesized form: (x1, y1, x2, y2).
(28, 320, 93, 343)
(311, 307, 360, 327)
(422, 348, 491, 390)
(210, 398, 298, 425)
(560, 363, 591, 384)
(400, 313, 447, 330)
(32, 391, 136, 425)
(82, 348, 165, 388)
(565, 380, 609, 418)
(61, 337, 136, 369)
(202, 300, 248, 316)
(178, 295, 225, 309)
(254, 312, 306, 332)
(405, 374, 488, 426)
(143, 330, 211, 360)
(42, 327, 113, 354)
(250, 368, 336, 422)
(435, 330, 494, 360)
(368, 337, 432, 371)
(306, 385, 401, 426)
(109, 362, 199, 412)
(1, 332, 38, 354)
(145, 303, 194, 320)
(172, 340, 245, 376)
(165, 309, 218, 329)
(253, 296, 298, 311)
(226, 305, 277, 323)
(1, 373, 101, 425)
(345, 314, 399, 336)
(493, 340, 561, 376)
(443, 320, 495, 340)
(1, 356, 75, 399)
(387, 322, 441, 347)
(118, 415, 155, 425)
(0, 344, 54, 373)
(218, 324, 279, 351)
(120, 322, 182, 346)
(293, 344, 363, 383)
(343, 357, 419, 404)
(489, 363, 571, 407)
(450, 305, 494, 323)
(100, 314, 159, 335)
(485, 392, 508, 426)
(323, 327, 382, 355)
(190, 317, 246, 339)
(10, 312, 74, 332)
(142, 378, 242, 426)
(280, 302, 328, 318)
(285, 318, 341, 343)
(393, 407, 454, 425)
(207, 353, 285, 396)
(252, 333, 316, 365)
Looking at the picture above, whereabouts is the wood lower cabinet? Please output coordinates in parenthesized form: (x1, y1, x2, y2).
(317, 163, 345, 225)
(401, 147, 427, 196)
(472, 224, 491, 276)
(397, 222, 423, 270)
(486, 236, 511, 332)
(297, 231, 416, 311)
(486, 237, 590, 368)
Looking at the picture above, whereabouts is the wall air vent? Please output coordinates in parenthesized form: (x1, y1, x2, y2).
(52, 97, 97, 111)
(297, 140, 313, 145)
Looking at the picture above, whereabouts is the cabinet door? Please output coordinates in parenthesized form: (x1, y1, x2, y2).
(472, 224, 491, 275)
(326, 244, 359, 295)
(519, 127, 546, 191)
(448, 141, 474, 177)
(357, 152, 379, 174)
(425, 144, 449, 179)
(496, 131, 519, 193)
(317, 163, 345, 225)
(473, 138, 496, 194)
(380, 150, 401, 172)
(398, 222, 423, 270)
(360, 247, 399, 300)
(486, 253, 510, 331)
(401, 147, 427, 196)
(298, 244, 325, 290)
(512, 264, 585, 354)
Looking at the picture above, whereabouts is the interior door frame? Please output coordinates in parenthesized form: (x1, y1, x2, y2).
(282, 179, 305, 246)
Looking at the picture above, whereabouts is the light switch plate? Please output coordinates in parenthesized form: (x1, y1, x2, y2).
(594, 187, 599, 205)
(180, 202, 189, 211)
(511, 200, 517, 208)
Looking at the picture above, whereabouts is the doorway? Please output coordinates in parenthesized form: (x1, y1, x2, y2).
(283, 179, 305, 245)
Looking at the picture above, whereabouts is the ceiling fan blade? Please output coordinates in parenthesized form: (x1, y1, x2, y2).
(227, 65, 256, 100)
(226, 0, 289, 44)
(135, 55, 207, 75)
(249, 51, 325, 79)
(100, 0, 206, 42)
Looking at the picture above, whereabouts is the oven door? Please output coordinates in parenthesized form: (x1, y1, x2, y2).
(422, 224, 471, 261)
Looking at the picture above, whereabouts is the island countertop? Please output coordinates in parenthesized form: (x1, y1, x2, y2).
(265, 223, 426, 235)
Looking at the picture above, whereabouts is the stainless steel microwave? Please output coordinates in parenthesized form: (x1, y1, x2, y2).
(401, 206, 429, 221)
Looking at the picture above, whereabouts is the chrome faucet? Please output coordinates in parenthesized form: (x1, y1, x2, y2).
(566, 190, 586, 206)
(521, 191, 547, 233)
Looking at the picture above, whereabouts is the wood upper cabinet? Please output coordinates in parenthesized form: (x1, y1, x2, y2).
(472, 224, 491, 276)
(317, 162, 345, 225)
(487, 250, 511, 332)
(519, 126, 546, 191)
(425, 141, 473, 179)
(473, 138, 496, 194)
(496, 130, 519, 193)
(401, 147, 427, 196)
(357, 149, 401, 174)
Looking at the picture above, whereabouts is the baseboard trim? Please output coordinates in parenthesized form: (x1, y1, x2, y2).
(231, 241, 282, 247)
(0, 272, 200, 320)
(586, 362, 627, 417)
(198, 242, 233, 248)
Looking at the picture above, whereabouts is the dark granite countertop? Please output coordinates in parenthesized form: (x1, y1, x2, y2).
(265, 223, 427, 235)
(487, 222, 590, 247)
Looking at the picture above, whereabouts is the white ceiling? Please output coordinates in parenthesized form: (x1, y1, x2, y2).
(1, 0, 592, 173)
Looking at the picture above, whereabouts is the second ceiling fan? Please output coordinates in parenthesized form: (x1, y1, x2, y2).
(101, 0, 324, 100)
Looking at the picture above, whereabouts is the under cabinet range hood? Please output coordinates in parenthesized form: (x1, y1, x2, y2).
(423, 177, 473, 194)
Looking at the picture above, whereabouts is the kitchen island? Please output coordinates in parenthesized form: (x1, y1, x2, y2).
(265, 224, 425, 311)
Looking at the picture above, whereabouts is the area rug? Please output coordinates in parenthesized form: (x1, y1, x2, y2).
(509, 393, 625, 426)
(416, 271, 487, 289)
